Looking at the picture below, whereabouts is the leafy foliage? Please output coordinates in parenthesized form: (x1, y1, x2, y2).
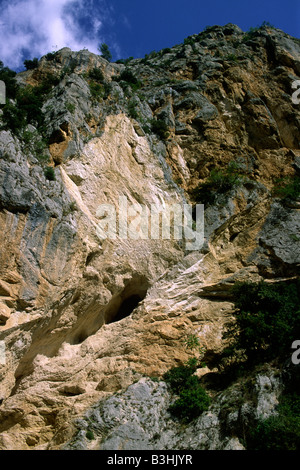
(273, 175, 300, 202)
(192, 162, 244, 206)
(150, 118, 169, 140)
(242, 21, 275, 42)
(89, 81, 104, 100)
(117, 69, 142, 93)
(44, 166, 56, 181)
(24, 58, 39, 70)
(98, 43, 112, 62)
(163, 358, 210, 422)
(246, 387, 300, 450)
(0, 61, 18, 100)
(87, 67, 104, 83)
(164, 358, 198, 394)
(168, 376, 211, 422)
(1, 69, 60, 134)
(224, 280, 300, 365)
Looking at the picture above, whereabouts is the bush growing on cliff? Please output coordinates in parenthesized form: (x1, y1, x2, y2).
(88, 67, 104, 82)
(24, 58, 39, 70)
(0, 60, 18, 99)
(192, 162, 244, 206)
(98, 43, 112, 62)
(224, 280, 300, 366)
(44, 166, 56, 181)
(246, 377, 300, 450)
(150, 118, 169, 140)
(273, 175, 300, 202)
(1, 71, 60, 134)
(164, 358, 210, 422)
(117, 69, 142, 93)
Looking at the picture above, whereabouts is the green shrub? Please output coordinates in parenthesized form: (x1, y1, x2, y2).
(224, 280, 300, 365)
(225, 54, 238, 62)
(22, 129, 49, 161)
(192, 162, 244, 206)
(2, 73, 59, 134)
(16, 85, 45, 128)
(117, 69, 142, 92)
(242, 21, 275, 43)
(273, 175, 300, 201)
(128, 100, 139, 119)
(89, 81, 104, 100)
(0, 61, 18, 100)
(168, 377, 210, 422)
(98, 43, 112, 62)
(66, 102, 76, 114)
(116, 57, 134, 65)
(1, 102, 26, 132)
(44, 166, 56, 181)
(86, 430, 94, 441)
(164, 358, 210, 422)
(24, 58, 39, 70)
(45, 52, 57, 61)
(150, 118, 169, 140)
(88, 67, 104, 82)
(164, 358, 198, 394)
(246, 392, 300, 450)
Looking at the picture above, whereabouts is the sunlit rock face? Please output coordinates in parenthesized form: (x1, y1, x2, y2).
(0, 23, 299, 449)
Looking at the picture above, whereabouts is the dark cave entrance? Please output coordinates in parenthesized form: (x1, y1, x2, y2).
(111, 294, 144, 323)
(105, 275, 149, 325)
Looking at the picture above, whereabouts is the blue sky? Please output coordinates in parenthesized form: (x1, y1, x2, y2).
(0, 0, 299, 70)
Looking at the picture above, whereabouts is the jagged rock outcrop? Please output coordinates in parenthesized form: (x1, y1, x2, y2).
(0, 23, 299, 450)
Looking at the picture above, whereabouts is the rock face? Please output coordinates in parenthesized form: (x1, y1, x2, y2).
(0, 24, 299, 449)
(64, 368, 280, 451)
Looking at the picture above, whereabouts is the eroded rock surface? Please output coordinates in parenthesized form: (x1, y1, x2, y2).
(0, 23, 299, 449)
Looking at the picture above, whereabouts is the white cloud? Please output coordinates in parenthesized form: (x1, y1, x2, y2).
(0, 0, 107, 69)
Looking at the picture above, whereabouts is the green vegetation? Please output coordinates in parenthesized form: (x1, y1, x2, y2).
(66, 102, 76, 114)
(22, 129, 49, 162)
(163, 358, 210, 422)
(224, 280, 300, 367)
(245, 362, 300, 451)
(45, 52, 57, 61)
(150, 118, 169, 140)
(87, 67, 104, 83)
(98, 43, 112, 62)
(273, 175, 300, 202)
(86, 430, 95, 441)
(116, 57, 134, 65)
(224, 53, 239, 63)
(89, 81, 104, 100)
(44, 166, 56, 181)
(0, 61, 18, 100)
(192, 161, 244, 206)
(117, 69, 142, 93)
(128, 99, 139, 120)
(1, 69, 60, 134)
(24, 57, 39, 70)
(242, 21, 275, 42)
(220, 279, 300, 450)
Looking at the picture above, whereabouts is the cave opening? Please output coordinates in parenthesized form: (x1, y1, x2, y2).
(109, 294, 143, 324)
(105, 275, 149, 325)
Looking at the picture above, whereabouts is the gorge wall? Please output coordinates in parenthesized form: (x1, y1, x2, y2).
(0, 23, 299, 450)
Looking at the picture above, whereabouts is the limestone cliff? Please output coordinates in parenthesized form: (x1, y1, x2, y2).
(0, 23, 299, 450)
